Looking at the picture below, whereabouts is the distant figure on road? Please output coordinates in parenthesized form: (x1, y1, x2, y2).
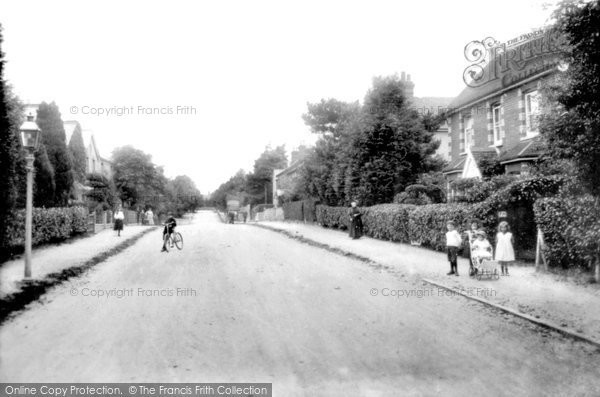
(145, 208, 155, 225)
(228, 211, 235, 224)
(161, 213, 177, 252)
(348, 201, 363, 239)
(242, 211, 247, 223)
(114, 206, 125, 237)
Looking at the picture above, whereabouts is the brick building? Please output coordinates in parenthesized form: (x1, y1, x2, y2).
(443, 28, 563, 196)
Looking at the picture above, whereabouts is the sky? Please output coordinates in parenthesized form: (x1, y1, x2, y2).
(0, 0, 559, 193)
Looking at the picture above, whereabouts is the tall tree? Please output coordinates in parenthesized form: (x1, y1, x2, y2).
(0, 25, 20, 253)
(36, 102, 74, 206)
(246, 145, 287, 205)
(68, 123, 87, 183)
(112, 145, 166, 210)
(541, 0, 600, 195)
(345, 75, 438, 205)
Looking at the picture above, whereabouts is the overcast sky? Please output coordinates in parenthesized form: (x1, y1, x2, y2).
(1, 0, 558, 193)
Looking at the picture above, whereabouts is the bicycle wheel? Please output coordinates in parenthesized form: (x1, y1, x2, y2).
(174, 232, 183, 250)
(163, 233, 170, 252)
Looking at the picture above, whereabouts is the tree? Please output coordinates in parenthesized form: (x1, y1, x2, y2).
(210, 169, 247, 209)
(0, 25, 20, 253)
(540, 0, 600, 195)
(112, 145, 167, 210)
(36, 102, 74, 206)
(299, 99, 361, 205)
(245, 145, 287, 205)
(344, 75, 439, 205)
(167, 175, 203, 216)
(86, 173, 117, 211)
(68, 123, 87, 183)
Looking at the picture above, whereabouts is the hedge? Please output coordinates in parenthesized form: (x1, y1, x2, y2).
(362, 204, 415, 243)
(3, 206, 89, 251)
(312, 176, 566, 259)
(534, 195, 600, 269)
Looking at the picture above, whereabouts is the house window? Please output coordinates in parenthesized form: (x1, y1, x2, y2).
(463, 116, 474, 150)
(525, 90, 540, 137)
(492, 104, 502, 145)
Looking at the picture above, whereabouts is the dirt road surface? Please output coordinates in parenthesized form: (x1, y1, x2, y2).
(1, 211, 599, 396)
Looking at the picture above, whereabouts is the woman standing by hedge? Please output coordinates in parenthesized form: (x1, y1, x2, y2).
(348, 201, 363, 239)
(114, 206, 125, 237)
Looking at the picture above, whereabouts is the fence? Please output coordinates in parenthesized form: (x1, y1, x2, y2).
(255, 207, 284, 221)
(90, 209, 142, 233)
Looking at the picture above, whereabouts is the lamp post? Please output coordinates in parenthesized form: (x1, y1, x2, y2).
(19, 114, 41, 280)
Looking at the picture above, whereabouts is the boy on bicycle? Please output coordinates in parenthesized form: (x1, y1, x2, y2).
(161, 213, 177, 252)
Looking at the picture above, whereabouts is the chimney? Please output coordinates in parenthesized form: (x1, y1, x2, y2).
(403, 72, 415, 99)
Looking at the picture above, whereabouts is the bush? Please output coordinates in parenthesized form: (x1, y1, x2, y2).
(408, 203, 474, 251)
(314, 175, 565, 260)
(362, 204, 415, 242)
(534, 195, 600, 269)
(316, 205, 350, 230)
(3, 206, 89, 250)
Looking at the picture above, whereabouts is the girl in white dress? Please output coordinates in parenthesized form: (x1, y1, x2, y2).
(495, 221, 515, 276)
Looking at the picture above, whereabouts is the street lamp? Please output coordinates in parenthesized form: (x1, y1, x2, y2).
(19, 113, 41, 280)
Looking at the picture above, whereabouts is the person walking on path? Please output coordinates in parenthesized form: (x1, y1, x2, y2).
(114, 206, 125, 237)
(145, 208, 155, 226)
(446, 220, 462, 276)
(348, 201, 363, 239)
(495, 221, 515, 276)
(465, 220, 483, 276)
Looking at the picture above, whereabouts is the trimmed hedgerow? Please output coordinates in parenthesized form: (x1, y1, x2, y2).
(534, 195, 600, 269)
(408, 203, 474, 251)
(313, 176, 566, 260)
(362, 204, 415, 242)
(3, 207, 89, 250)
(316, 205, 349, 229)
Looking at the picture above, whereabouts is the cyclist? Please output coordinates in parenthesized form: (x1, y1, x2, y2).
(161, 213, 177, 252)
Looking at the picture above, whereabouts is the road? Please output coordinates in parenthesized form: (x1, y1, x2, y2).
(1, 211, 599, 396)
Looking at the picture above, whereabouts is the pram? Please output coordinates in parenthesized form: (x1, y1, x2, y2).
(471, 245, 500, 281)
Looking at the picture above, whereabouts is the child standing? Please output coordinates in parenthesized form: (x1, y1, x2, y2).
(495, 221, 515, 276)
(446, 221, 462, 276)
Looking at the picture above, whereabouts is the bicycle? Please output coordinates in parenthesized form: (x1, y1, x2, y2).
(163, 223, 183, 252)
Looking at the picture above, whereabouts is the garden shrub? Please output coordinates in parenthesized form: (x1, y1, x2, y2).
(408, 203, 474, 251)
(534, 195, 600, 270)
(361, 204, 415, 242)
(3, 206, 89, 251)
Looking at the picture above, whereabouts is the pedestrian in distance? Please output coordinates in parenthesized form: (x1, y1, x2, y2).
(348, 201, 363, 239)
(446, 220, 462, 276)
(114, 206, 125, 237)
(146, 207, 155, 225)
(495, 221, 515, 276)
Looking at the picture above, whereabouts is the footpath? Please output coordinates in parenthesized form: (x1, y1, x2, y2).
(0, 225, 156, 322)
(254, 220, 600, 347)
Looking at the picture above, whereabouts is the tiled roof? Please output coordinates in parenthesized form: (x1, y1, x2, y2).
(498, 137, 545, 163)
(443, 156, 466, 173)
(471, 147, 498, 166)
